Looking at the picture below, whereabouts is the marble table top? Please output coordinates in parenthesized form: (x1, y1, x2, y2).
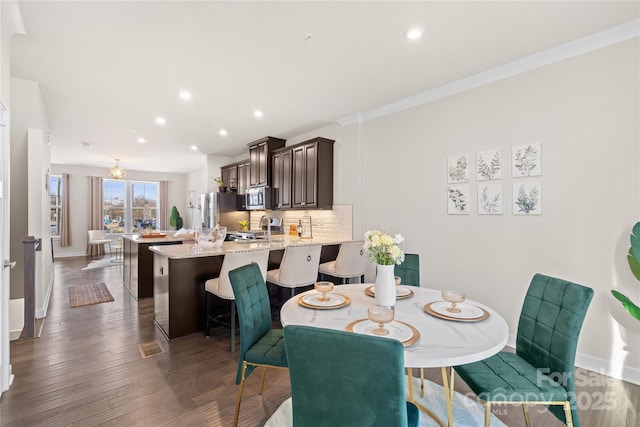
(280, 284, 509, 369)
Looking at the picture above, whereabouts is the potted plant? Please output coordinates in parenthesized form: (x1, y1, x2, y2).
(169, 206, 183, 230)
(238, 220, 249, 231)
(213, 176, 227, 193)
(612, 221, 640, 321)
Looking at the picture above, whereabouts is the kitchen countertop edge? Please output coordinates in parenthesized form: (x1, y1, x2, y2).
(148, 237, 348, 259)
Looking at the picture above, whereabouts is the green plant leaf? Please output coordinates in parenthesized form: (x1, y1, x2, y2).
(611, 290, 640, 321)
(629, 248, 640, 281)
(631, 226, 640, 261)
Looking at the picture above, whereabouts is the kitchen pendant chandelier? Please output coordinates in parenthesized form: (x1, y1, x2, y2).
(109, 158, 126, 180)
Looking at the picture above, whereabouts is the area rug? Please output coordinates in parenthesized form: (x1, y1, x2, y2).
(68, 282, 114, 308)
(81, 256, 122, 270)
(264, 376, 507, 427)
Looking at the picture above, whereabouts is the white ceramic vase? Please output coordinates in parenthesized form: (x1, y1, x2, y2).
(375, 263, 396, 307)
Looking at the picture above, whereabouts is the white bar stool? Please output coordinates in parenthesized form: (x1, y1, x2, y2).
(318, 240, 366, 284)
(204, 247, 270, 352)
(266, 243, 322, 299)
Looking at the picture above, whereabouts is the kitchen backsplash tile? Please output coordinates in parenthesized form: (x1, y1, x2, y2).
(249, 205, 352, 241)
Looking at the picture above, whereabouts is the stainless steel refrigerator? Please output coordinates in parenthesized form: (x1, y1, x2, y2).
(200, 192, 248, 233)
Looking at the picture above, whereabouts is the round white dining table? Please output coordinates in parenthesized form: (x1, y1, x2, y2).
(280, 283, 509, 368)
(280, 283, 510, 427)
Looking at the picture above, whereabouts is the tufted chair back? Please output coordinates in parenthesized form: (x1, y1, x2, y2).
(516, 273, 594, 424)
(273, 243, 322, 288)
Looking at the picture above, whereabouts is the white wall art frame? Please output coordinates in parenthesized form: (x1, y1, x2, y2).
(478, 183, 503, 215)
(512, 142, 542, 177)
(447, 154, 469, 183)
(513, 182, 542, 215)
(447, 184, 470, 215)
(476, 148, 502, 181)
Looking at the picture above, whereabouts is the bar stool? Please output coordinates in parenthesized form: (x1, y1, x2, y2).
(204, 247, 270, 352)
(266, 243, 322, 300)
(318, 240, 366, 284)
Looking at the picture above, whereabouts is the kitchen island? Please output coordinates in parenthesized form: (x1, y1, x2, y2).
(122, 233, 191, 300)
(149, 237, 343, 339)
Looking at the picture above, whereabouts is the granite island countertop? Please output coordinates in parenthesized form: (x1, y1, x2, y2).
(123, 232, 193, 244)
(148, 236, 347, 259)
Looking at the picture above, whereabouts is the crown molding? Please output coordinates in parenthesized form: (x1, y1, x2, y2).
(337, 19, 640, 127)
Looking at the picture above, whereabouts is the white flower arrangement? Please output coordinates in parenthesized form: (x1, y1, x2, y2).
(364, 229, 405, 265)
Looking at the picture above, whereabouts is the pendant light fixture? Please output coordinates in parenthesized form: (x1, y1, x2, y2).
(109, 158, 126, 180)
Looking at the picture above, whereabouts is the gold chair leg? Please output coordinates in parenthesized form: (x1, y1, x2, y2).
(484, 402, 491, 427)
(407, 368, 415, 402)
(564, 401, 574, 427)
(420, 368, 425, 398)
(259, 366, 268, 395)
(233, 362, 248, 427)
(523, 403, 531, 427)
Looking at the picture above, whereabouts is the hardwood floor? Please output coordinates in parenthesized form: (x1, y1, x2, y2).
(1, 256, 637, 426)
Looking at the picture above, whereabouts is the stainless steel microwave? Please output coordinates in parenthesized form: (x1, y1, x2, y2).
(246, 186, 272, 210)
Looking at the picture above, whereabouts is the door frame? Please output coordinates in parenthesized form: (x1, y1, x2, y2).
(0, 100, 11, 395)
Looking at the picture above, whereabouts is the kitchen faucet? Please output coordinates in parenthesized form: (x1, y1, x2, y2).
(260, 213, 272, 243)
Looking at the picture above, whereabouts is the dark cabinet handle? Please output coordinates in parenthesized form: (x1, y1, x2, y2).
(307, 255, 311, 261)
(160, 266, 164, 275)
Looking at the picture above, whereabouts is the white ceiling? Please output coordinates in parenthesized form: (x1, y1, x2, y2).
(10, 1, 639, 174)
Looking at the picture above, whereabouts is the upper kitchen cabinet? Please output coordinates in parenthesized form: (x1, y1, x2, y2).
(291, 137, 334, 210)
(272, 148, 292, 209)
(220, 163, 238, 191)
(247, 136, 286, 187)
(236, 160, 250, 195)
(221, 159, 250, 194)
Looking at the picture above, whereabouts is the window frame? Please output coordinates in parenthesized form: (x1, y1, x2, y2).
(49, 174, 62, 237)
(103, 179, 160, 235)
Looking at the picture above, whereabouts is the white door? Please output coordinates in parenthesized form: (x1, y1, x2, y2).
(0, 101, 12, 395)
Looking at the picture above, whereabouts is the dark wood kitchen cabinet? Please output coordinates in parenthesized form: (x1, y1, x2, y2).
(247, 136, 286, 187)
(236, 160, 250, 195)
(221, 159, 249, 194)
(291, 137, 334, 209)
(220, 163, 238, 191)
(272, 148, 292, 209)
(123, 237, 183, 300)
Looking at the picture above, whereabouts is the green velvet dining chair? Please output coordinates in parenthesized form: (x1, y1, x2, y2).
(228, 262, 288, 427)
(278, 325, 419, 427)
(453, 273, 594, 427)
(395, 253, 420, 286)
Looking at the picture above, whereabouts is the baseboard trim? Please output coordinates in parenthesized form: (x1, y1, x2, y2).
(54, 251, 87, 258)
(36, 271, 54, 319)
(508, 334, 640, 386)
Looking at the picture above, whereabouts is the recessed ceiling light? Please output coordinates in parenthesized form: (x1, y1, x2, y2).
(179, 91, 191, 100)
(155, 117, 166, 125)
(190, 145, 198, 151)
(254, 110, 264, 119)
(219, 129, 228, 136)
(137, 138, 146, 143)
(406, 28, 422, 40)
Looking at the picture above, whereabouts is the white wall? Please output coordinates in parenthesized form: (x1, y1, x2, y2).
(184, 168, 207, 229)
(9, 77, 49, 302)
(50, 164, 187, 257)
(329, 39, 638, 382)
(27, 128, 53, 319)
